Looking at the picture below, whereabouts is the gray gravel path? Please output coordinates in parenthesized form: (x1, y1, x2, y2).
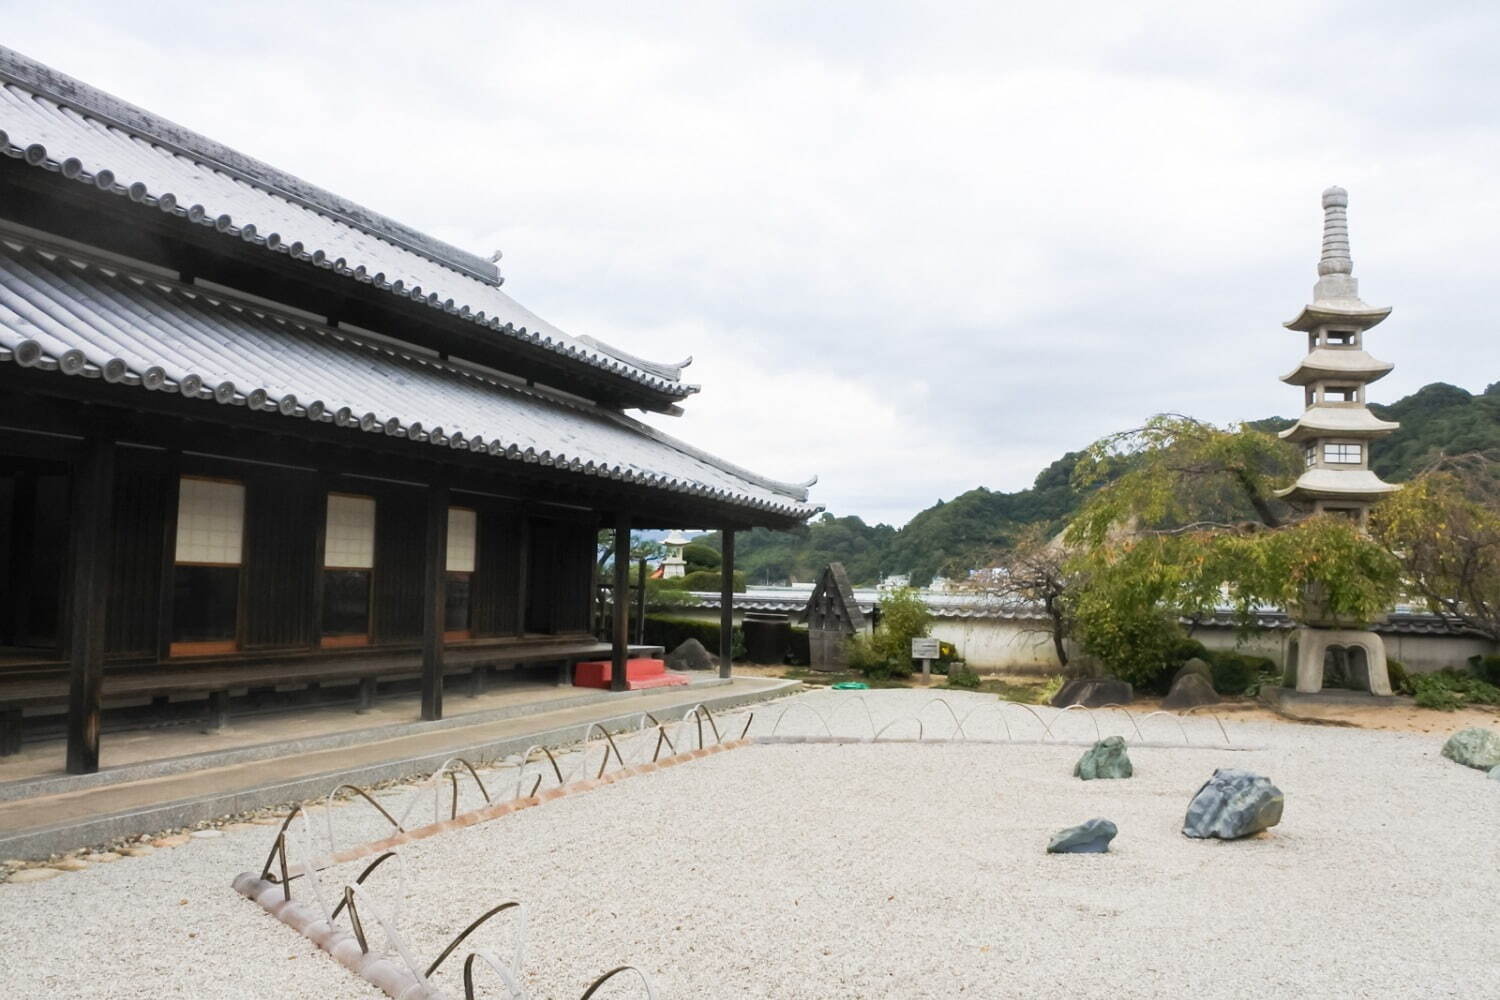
(2, 690, 1497, 999)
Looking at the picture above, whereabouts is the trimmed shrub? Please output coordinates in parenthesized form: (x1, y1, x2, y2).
(1386, 658, 1414, 695)
(946, 664, 981, 689)
(1412, 669, 1500, 711)
(643, 614, 745, 661)
(682, 542, 721, 572)
(1204, 651, 1273, 696)
(1468, 654, 1500, 686)
(676, 570, 747, 593)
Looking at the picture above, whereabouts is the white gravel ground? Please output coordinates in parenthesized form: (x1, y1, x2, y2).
(2, 689, 1498, 999)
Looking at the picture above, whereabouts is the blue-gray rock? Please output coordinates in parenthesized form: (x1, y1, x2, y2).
(1047, 818, 1117, 854)
(1489, 764, 1500, 783)
(1074, 736, 1133, 780)
(1183, 769, 1284, 840)
(1440, 727, 1500, 771)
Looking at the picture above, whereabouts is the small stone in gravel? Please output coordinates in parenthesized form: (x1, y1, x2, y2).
(85, 852, 122, 863)
(1440, 727, 1500, 771)
(1047, 818, 1117, 854)
(9, 867, 63, 883)
(54, 858, 90, 872)
(122, 846, 155, 858)
(191, 829, 224, 840)
(1183, 769, 1283, 840)
(1074, 736, 1133, 780)
(153, 834, 192, 848)
(3, 859, 24, 869)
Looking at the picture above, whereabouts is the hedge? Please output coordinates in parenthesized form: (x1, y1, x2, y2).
(643, 614, 745, 661)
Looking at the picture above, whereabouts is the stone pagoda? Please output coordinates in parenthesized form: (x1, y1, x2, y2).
(1276, 186, 1399, 695)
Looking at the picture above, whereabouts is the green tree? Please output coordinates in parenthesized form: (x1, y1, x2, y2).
(1372, 451, 1500, 641)
(848, 586, 933, 679)
(1064, 415, 1401, 686)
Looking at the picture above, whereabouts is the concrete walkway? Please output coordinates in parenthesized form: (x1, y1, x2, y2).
(0, 676, 798, 859)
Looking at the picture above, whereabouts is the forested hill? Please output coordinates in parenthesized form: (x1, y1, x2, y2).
(705, 381, 1500, 586)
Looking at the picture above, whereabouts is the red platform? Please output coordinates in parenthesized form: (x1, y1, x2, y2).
(572, 657, 689, 690)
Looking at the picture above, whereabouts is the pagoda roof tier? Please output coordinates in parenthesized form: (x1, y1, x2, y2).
(1274, 467, 1399, 500)
(1283, 299, 1392, 333)
(1280, 348, 1394, 386)
(1278, 405, 1400, 443)
(0, 45, 696, 409)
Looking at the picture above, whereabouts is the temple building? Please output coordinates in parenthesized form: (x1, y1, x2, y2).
(0, 46, 819, 772)
(1276, 186, 1398, 694)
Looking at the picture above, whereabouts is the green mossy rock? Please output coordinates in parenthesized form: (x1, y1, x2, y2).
(1441, 727, 1500, 770)
(1074, 735, 1133, 780)
(1047, 817, 1117, 854)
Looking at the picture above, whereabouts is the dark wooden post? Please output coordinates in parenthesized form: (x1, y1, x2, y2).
(634, 556, 648, 645)
(66, 437, 116, 775)
(610, 513, 631, 692)
(720, 529, 736, 679)
(153, 452, 181, 662)
(515, 512, 530, 637)
(421, 483, 449, 721)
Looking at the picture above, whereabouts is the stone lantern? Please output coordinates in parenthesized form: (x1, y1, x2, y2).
(1274, 186, 1399, 694)
(661, 530, 690, 579)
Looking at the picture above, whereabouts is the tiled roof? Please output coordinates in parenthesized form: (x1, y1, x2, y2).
(0, 235, 819, 519)
(655, 588, 1482, 636)
(0, 46, 695, 400)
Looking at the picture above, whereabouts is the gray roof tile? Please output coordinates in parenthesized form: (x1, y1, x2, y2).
(0, 236, 819, 518)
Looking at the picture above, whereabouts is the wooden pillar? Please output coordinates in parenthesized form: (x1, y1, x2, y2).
(66, 437, 116, 775)
(610, 513, 631, 692)
(720, 529, 735, 680)
(421, 483, 449, 721)
(515, 512, 530, 637)
(153, 452, 181, 662)
(634, 556, 648, 645)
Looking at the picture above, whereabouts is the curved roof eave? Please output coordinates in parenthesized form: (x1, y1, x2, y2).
(0, 45, 696, 402)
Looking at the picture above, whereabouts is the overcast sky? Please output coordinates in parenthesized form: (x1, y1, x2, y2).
(7, 2, 1498, 525)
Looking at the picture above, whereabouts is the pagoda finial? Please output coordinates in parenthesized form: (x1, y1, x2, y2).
(1318, 186, 1352, 277)
(1311, 184, 1362, 303)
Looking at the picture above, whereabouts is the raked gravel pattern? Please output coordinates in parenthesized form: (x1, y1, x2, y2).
(1, 689, 1498, 999)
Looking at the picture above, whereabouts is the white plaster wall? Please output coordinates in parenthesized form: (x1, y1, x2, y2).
(929, 619, 1061, 672)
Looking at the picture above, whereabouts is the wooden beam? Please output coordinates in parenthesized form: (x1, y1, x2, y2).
(421, 482, 449, 721)
(610, 513, 631, 692)
(65, 437, 116, 774)
(720, 529, 736, 680)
